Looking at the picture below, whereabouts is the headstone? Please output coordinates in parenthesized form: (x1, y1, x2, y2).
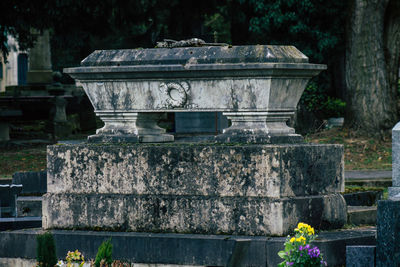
(389, 122, 400, 197)
(346, 246, 375, 267)
(26, 30, 53, 84)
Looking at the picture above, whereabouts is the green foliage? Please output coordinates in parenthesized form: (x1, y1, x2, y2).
(95, 239, 113, 267)
(242, 0, 347, 63)
(300, 81, 346, 118)
(36, 232, 57, 267)
(204, 4, 232, 44)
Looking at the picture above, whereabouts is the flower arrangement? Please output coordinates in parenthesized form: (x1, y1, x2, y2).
(278, 222, 327, 267)
(56, 250, 88, 267)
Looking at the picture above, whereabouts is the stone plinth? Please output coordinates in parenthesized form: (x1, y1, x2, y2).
(376, 199, 400, 267)
(43, 143, 346, 236)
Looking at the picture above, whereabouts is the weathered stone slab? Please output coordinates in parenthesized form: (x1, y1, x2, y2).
(44, 143, 346, 236)
(43, 193, 345, 236)
(47, 144, 344, 197)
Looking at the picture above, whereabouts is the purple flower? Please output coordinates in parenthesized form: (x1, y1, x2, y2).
(299, 245, 304, 251)
(286, 262, 294, 266)
(307, 246, 321, 258)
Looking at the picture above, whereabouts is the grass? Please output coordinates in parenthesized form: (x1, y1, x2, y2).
(305, 127, 392, 170)
(344, 185, 385, 194)
(0, 144, 47, 178)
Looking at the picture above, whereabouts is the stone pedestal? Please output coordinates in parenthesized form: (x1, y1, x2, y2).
(376, 199, 400, 266)
(43, 143, 346, 236)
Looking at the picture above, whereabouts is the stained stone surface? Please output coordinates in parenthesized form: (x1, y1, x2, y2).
(346, 246, 375, 267)
(376, 199, 400, 267)
(43, 143, 346, 236)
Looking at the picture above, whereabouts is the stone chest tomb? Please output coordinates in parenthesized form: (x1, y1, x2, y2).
(64, 45, 325, 143)
(43, 44, 346, 236)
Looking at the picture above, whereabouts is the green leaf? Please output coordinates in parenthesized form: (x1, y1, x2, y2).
(278, 250, 287, 259)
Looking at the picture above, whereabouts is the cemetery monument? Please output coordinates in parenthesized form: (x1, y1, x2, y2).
(43, 43, 346, 236)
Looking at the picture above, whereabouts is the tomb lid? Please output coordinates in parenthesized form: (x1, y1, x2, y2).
(80, 45, 309, 67)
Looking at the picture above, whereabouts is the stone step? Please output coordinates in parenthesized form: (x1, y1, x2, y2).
(343, 191, 383, 206)
(345, 170, 392, 187)
(347, 206, 377, 226)
(0, 217, 41, 231)
(0, 178, 12, 185)
(16, 196, 42, 217)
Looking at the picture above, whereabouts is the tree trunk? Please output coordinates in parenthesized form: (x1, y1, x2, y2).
(345, 0, 399, 135)
(384, 0, 400, 112)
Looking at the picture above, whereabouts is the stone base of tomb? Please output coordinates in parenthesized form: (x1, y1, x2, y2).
(43, 143, 346, 236)
(0, 228, 376, 267)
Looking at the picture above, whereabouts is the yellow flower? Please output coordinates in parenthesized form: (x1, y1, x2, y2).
(290, 237, 295, 243)
(295, 222, 315, 236)
(295, 236, 306, 244)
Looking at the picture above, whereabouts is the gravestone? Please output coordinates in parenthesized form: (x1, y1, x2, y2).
(26, 30, 53, 85)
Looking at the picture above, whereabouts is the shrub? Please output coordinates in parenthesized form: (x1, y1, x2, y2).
(36, 232, 57, 267)
(300, 82, 346, 118)
(95, 238, 113, 267)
